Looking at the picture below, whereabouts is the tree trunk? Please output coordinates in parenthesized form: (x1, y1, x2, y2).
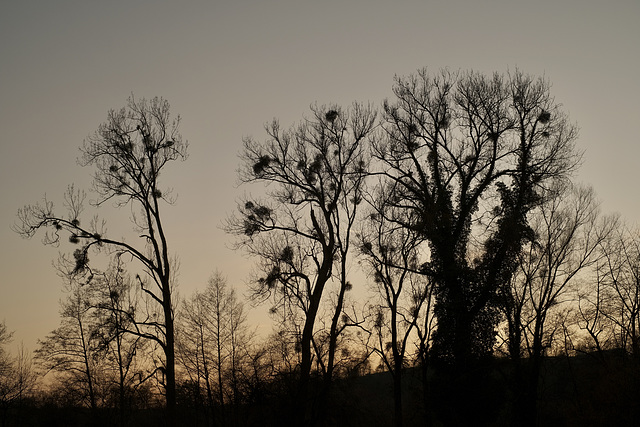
(318, 270, 349, 426)
(420, 348, 430, 427)
(163, 288, 176, 426)
(116, 334, 126, 427)
(518, 357, 541, 427)
(298, 295, 321, 427)
(200, 326, 215, 426)
(77, 316, 97, 412)
(515, 321, 543, 427)
(217, 335, 226, 427)
(393, 362, 404, 427)
(391, 296, 404, 427)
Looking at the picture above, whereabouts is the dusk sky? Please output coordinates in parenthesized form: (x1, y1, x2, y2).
(1, 0, 639, 353)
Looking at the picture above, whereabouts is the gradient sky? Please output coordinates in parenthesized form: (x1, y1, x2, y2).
(1, 0, 639, 353)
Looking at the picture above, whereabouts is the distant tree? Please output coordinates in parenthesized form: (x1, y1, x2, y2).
(227, 103, 376, 426)
(263, 308, 303, 380)
(574, 224, 625, 358)
(35, 267, 104, 411)
(177, 285, 218, 425)
(0, 322, 37, 427)
(15, 96, 187, 422)
(90, 258, 148, 426)
(593, 225, 640, 359)
(176, 271, 252, 426)
(575, 271, 614, 358)
(0, 323, 16, 412)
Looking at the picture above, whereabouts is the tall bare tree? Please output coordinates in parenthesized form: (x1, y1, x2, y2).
(176, 271, 251, 426)
(358, 197, 432, 427)
(227, 103, 376, 426)
(501, 183, 614, 426)
(177, 283, 219, 425)
(15, 96, 187, 421)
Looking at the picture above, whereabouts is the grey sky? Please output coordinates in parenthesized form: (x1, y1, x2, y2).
(1, 0, 639, 352)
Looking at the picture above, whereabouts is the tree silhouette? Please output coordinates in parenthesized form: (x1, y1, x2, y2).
(176, 271, 251, 426)
(15, 96, 187, 423)
(90, 258, 148, 426)
(594, 225, 640, 358)
(227, 103, 376, 426)
(358, 194, 433, 427)
(373, 68, 581, 423)
(34, 271, 104, 412)
(375, 68, 581, 362)
(501, 183, 614, 426)
(0, 322, 36, 427)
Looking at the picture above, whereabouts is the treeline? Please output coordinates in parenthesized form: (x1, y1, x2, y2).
(6, 68, 640, 426)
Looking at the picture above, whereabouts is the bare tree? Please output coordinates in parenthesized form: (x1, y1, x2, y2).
(358, 198, 432, 427)
(90, 259, 148, 426)
(0, 323, 36, 427)
(35, 272, 104, 411)
(14, 96, 187, 421)
(593, 225, 640, 359)
(0, 322, 16, 416)
(226, 103, 376, 426)
(177, 285, 218, 425)
(575, 261, 617, 358)
(501, 183, 614, 426)
(176, 271, 251, 426)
